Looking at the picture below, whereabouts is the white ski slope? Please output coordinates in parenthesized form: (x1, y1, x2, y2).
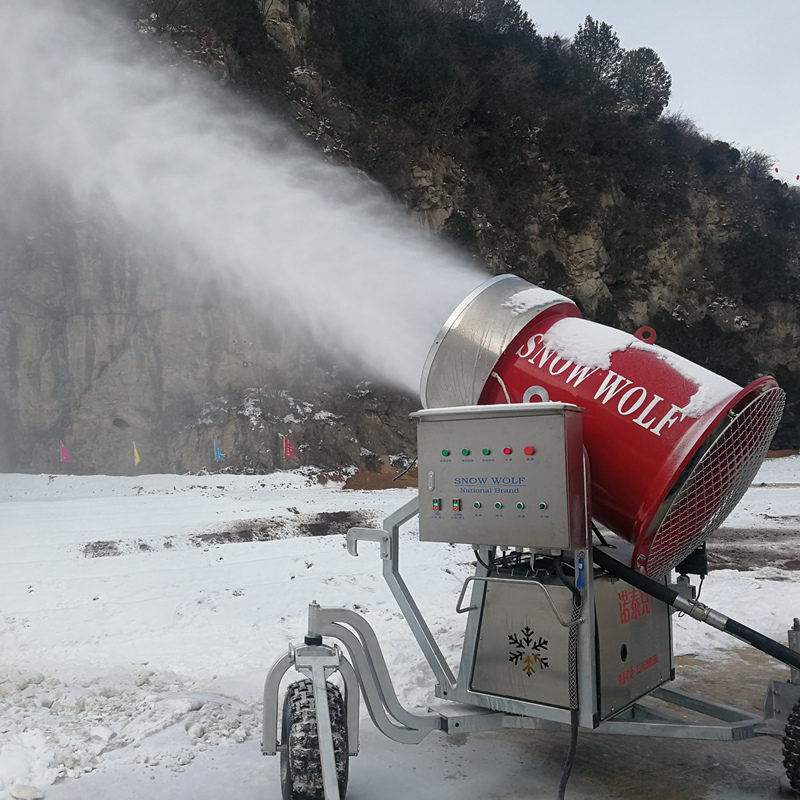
(1, 459, 799, 799)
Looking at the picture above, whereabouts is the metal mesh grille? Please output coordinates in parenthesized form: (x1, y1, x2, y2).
(644, 386, 786, 579)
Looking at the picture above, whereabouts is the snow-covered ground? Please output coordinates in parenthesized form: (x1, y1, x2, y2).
(1, 459, 799, 799)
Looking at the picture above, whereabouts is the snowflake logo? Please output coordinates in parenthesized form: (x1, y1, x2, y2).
(508, 626, 549, 676)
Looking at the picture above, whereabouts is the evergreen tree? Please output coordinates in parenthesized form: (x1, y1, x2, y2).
(618, 47, 671, 114)
(572, 15, 622, 86)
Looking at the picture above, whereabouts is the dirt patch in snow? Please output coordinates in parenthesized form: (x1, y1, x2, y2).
(343, 470, 418, 490)
(192, 509, 374, 545)
(707, 527, 800, 571)
(81, 510, 376, 557)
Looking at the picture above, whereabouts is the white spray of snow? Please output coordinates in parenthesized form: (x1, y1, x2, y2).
(0, 0, 486, 397)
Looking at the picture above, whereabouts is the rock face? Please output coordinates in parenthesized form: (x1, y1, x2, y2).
(0, 176, 416, 474)
(1, 1, 798, 476)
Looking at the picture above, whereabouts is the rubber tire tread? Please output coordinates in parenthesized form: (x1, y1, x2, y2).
(280, 678, 348, 800)
(784, 694, 800, 792)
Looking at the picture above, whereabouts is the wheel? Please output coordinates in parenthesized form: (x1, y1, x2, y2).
(280, 678, 349, 800)
(784, 694, 800, 792)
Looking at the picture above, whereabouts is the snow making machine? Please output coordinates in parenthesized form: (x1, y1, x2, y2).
(263, 275, 800, 798)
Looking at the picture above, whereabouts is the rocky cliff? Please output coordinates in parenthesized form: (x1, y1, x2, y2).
(1, 0, 798, 475)
(0, 162, 416, 475)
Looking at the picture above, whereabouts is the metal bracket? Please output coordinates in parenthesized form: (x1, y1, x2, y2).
(760, 679, 800, 737)
(455, 575, 584, 627)
(346, 497, 458, 695)
(346, 527, 392, 560)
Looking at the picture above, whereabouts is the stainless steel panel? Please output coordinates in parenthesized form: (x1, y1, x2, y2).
(419, 275, 576, 408)
(595, 574, 673, 719)
(412, 404, 586, 549)
(470, 578, 575, 710)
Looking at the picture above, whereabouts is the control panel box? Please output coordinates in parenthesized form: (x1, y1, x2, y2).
(411, 403, 587, 549)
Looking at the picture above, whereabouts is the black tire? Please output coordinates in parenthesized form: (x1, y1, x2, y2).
(785, 695, 800, 793)
(280, 678, 349, 800)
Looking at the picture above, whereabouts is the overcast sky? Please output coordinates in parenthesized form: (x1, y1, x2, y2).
(519, 0, 800, 183)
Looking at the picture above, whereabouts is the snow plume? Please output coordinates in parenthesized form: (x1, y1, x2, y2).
(0, 0, 486, 396)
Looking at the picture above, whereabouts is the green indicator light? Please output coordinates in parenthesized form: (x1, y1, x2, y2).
(495, 502, 503, 510)
(441, 449, 450, 457)
(539, 502, 548, 510)
(482, 448, 491, 456)
(516, 502, 525, 510)
(462, 448, 470, 456)
(473, 501, 481, 509)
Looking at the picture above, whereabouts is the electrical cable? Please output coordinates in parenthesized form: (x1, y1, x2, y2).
(553, 554, 581, 800)
(591, 522, 610, 548)
(695, 574, 705, 603)
(473, 547, 494, 573)
(558, 708, 579, 800)
(490, 371, 512, 403)
(553, 555, 581, 605)
(391, 457, 417, 481)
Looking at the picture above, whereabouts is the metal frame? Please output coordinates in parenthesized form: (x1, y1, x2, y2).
(262, 500, 800, 799)
(261, 497, 790, 761)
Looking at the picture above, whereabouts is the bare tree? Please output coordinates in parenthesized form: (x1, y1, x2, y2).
(739, 147, 776, 180)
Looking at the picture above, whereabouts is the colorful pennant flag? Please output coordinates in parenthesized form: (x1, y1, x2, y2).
(133, 441, 141, 466)
(283, 435, 296, 459)
(60, 441, 71, 463)
(213, 440, 225, 462)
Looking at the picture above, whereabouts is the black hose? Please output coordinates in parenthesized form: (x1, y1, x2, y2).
(723, 617, 800, 670)
(593, 547, 680, 607)
(593, 547, 800, 673)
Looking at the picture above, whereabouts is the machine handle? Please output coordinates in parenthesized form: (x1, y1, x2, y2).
(346, 528, 392, 560)
(455, 576, 584, 628)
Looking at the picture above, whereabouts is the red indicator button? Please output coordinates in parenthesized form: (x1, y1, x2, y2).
(503, 447, 512, 455)
(524, 446, 536, 456)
